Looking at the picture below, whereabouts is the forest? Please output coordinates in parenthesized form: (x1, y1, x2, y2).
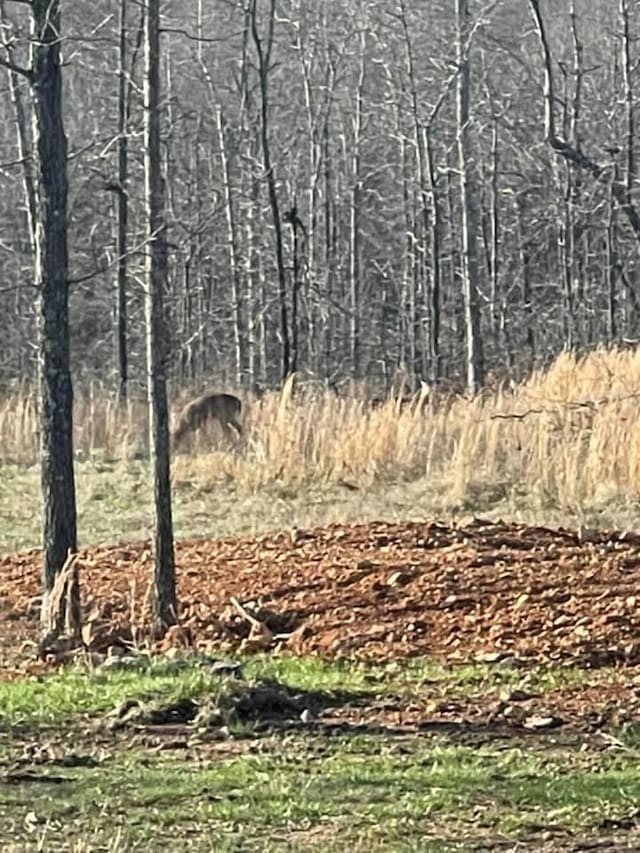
(0, 0, 633, 396)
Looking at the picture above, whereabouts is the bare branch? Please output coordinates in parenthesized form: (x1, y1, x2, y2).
(69, 231, 163, 286)
(490, 408, 543, 421)
(0, 54, 31, 79)
(528, 0, 640, 240)
(491, 391, 640, 422)
(159, 26, 243, 43)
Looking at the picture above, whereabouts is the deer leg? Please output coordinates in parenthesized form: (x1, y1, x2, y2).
(222, 418, 242, 442)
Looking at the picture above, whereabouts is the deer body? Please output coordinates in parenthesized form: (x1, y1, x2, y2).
(172, 392, 242, 448)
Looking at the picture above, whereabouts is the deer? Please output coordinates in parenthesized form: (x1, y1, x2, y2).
(171, 391, 243, 449)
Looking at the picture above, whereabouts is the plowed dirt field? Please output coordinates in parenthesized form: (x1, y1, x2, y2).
(2, 517, 640, 669)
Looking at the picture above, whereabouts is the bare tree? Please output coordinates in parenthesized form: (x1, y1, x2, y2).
(456, 0, 484, 393)
(528, 0, 640, 241)
(348, 26, 367, 377)
(250, 0, 291, 381)
(3, 0, 640, 407)
(24, 0, 78, 640)
(111, 0, 143, 403)
(144, 0, 176, 636)
(397, 0, 431, 382)
(0, 0, 36, 252)
(114, 0, 131, 403)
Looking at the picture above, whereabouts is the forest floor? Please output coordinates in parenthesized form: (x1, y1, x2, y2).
(1, 519, 640, 849)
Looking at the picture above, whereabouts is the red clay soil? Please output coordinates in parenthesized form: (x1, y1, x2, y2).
(1, 518, 640, 672)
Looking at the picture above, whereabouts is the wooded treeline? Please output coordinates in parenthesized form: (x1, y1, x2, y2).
(0, 0, 637, 395)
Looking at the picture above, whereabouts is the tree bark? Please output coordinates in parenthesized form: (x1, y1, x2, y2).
(31, 0, 78, 636)
(144, 0, 177, 636)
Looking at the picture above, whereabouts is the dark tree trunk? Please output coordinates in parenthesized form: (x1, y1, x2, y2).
(144, 0, 177, 636)
(516, 194, 536, 370)
(31, 0, 78, 634)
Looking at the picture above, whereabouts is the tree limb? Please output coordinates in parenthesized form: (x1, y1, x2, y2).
(0, 54, 31, 80)
(528, 0, 640, 239)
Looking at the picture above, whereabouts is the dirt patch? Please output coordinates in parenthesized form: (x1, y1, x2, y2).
(2, 518, 640, 668)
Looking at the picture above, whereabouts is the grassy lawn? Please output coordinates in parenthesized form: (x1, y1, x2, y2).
(5, 737, 638, 851)
(0, 656, 639, 851)
(2, 458, 638, 554)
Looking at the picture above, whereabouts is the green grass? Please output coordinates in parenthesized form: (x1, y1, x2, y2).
(0, 653, 614, 731)
(0, 655, 639, 850)
(1, 731, 640, 850)
(0, 661, 215, 729)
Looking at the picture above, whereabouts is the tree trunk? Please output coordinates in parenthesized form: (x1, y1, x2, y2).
(115, 0, 130, 403)
(0, 0, 36, 252)
(250, 0, 290, 381)
(516, 194, 536, 371)
(399, 0, 430, 382)
(0, 0, 38, 385)
(425, 128, 442, 381)
(456, 0, 484, 393)
(349, 29, 366, 377)
(144, 0, 177, 637)
(31, 0, 78, 637)
(489, 115, 500, 345)
(287, 201, 302, 374)
(322, 115, 336, 379)
(216, 106, 243, 386)
(606, 169, 619, 342)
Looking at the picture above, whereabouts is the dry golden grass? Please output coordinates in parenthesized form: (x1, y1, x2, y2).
(1, 346, 640, 518)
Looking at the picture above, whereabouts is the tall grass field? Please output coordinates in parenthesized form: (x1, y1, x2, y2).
(1, 346, 640, 550)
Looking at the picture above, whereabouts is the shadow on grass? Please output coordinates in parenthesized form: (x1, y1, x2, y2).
(105, 673, 577, 753)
